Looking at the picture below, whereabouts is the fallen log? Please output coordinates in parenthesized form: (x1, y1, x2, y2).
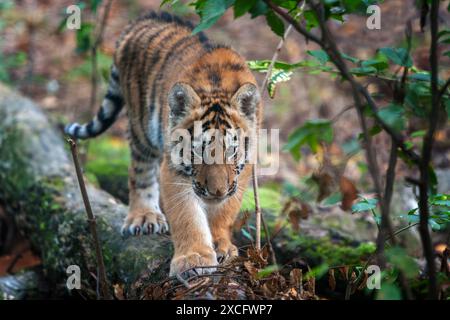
(0, 84, 172, 298)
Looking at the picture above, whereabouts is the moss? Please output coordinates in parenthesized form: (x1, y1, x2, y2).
(282, 233, 376, 267)
(84, 136, 130, 203)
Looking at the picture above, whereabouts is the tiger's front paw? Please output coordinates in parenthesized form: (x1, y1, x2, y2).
(215, 241, 238, 264)
(169, 251, 217, 277)
(121, 208, 169, 236)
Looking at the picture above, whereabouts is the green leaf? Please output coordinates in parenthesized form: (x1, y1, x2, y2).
(361, 54, 389, 71)
(76, 22, 94, 54)
(342, 0, 377, 13)
(430, 194, 450, 207)
(352, 198, 378, 213)
(341, 138, 361, 155)
(377, 283, 402, 300)
(428, 165, 438, 194)
(266, 11, 285, 37)
(429, 219, 442, 231)
(267, 69, 292, 98)
(385, 247, 419, 279)
(241, 228, 253, 241)
(305, 263, 329, 280)
(248, 0, 268, 18)
(379, 47, 413, 68)
(241, 186, 283, 213)
(256, 265, 279, 279)
(284, 119, 333, 161)
(445, 99, 450, 119)
(321, 192, 342, 206)
(408, 72, 431, 82)
(192, 0, 234, 34)
(350, 66, 377, 76)
(411, 130, 426, 138)
(234, 0, 257, 18)
(89, 0, 102, 12)
(307, 50, 329, 65)
(377, 103, 405, 132)
(303, 10, 318, 30)
(271, 0, 298, 10)
(340, 52, 360, 64)
(247, 59, 320, 72)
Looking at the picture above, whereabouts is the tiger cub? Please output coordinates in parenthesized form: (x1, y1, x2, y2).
(65, 12, 262, 276)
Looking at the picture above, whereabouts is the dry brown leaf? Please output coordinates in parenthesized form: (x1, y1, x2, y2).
(247, 247, 267, 267)
(233, 210, 250, 231)
(340, 176, 358, 211)
(357, 271, 369, 291)
(289, 268, 303, 288)
(328, 269, 336, 291)
(339, 266, 349, 280)
(284, 198, 312, 231)
(243, 260, 258, 278)
(312, 170, 336, 202)
(113, 283, 125, 300)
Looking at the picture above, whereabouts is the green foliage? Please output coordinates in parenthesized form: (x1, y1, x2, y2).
(385, 246, 419, 279)
(285, 234, 376, 267)
(84, 135, 130, 203)
(241, 185, 283, 213)
(257, 265, 279, 278)
(265, 10, 285, 37)
(377, 103, 405, 132)
(75, 22, 94, 54)
(233, 0, 258, 18)
(267, 69, 292, 98)
(376, 282, 402, 300)
(67, 52, 112, 80)
(0, 51, 26, 84)
(379, 47, 413, 67)
(352, 198, 378, 213)
(191, 0, 234, 34)
(307, 49, 329, 65)
(0, 2, 27, 84)
(284, 119, 333, 161)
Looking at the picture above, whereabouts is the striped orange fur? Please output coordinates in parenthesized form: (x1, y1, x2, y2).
(65, 12, 262, 276)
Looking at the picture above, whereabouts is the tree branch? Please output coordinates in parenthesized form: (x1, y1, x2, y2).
(418, 0, 440, 300)
(68, 138, 112, 300)
(89, 0, 113, 113)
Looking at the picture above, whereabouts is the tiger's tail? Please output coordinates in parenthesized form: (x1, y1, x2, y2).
(65, 64, 124, 139)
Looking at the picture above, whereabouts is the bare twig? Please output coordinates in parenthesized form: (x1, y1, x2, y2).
(438, 77, 450, 100)
(89, 0, 113, 113)
(252, 5, 300, 253)
(175, 273, 192, 289)
(376, 140, 398, 259)
(67, 138, 112, 300)
(252, 164, 262, 251)
(260, 212, 277, 267)
(418, 0, 440, 299)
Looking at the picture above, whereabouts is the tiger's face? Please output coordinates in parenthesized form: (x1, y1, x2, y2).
(168, 82, 260, 204)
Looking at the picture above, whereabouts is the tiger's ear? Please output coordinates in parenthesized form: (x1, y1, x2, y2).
(168, 83, 200, 122)
(231, 83, 260, 119)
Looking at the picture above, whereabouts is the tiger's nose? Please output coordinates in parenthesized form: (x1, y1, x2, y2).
(208, 187, 226, 198)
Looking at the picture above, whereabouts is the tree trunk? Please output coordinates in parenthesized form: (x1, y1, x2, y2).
(0, 84, 172, 299)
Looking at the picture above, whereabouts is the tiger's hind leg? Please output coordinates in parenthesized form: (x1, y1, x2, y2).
(121, 140, 168, 236)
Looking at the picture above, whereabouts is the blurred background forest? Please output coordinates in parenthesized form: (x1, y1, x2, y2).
(0, 0, 449, 300)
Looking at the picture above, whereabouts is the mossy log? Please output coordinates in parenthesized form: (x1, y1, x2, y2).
(0, 84, 172, 298)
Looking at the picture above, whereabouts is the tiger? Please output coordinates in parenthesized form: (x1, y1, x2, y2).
(65, 11, 262, 276)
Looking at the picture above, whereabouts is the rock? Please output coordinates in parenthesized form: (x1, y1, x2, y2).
(0, 84, 172, 298)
